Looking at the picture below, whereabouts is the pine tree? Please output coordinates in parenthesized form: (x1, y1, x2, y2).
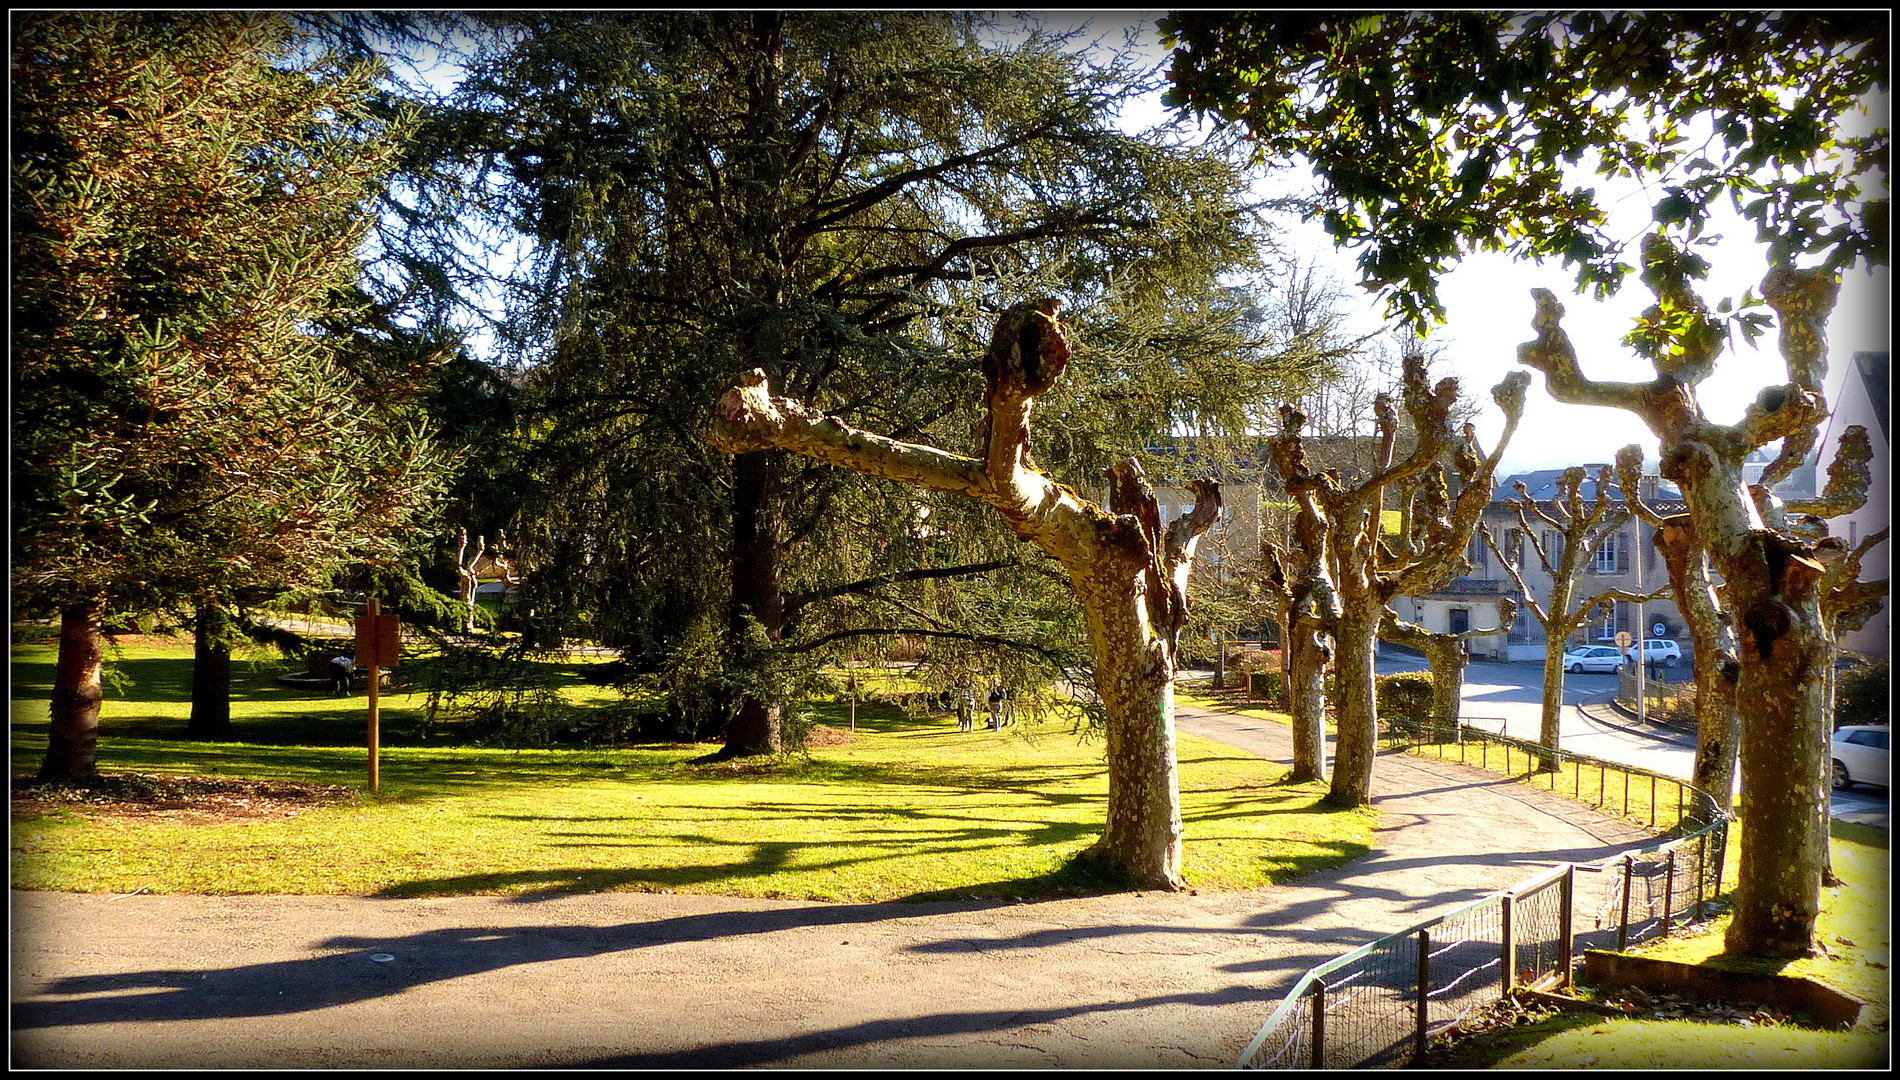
(12, 12, 448, 775)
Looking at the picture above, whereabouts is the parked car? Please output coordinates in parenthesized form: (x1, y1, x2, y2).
(1621, 638, 1683, 668)
(1831, 725, 1889, 791)
(1562, 645, 1625, 674)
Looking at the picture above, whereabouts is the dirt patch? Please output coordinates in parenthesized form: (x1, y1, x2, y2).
(803, 724, 854, 747)
(11, 771, 357, 826)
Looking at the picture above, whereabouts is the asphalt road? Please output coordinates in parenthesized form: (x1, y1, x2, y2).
(11, 697, 1656, 1070)
(1367, 652, 1890, 830)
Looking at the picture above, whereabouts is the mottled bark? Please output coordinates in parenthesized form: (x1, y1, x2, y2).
(705, 300, 1217, 888)
(1515, 243, 1858, 957)
(1260, 475, 1338, 783)
(1268, 356, 1527, 808)
(1617, 450, 1741, 812)
(40, 595, 107, 781)
(1377, 597, 1515, 728)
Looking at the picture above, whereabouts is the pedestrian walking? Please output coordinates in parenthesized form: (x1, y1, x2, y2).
(956, 677, 975, 732)
(988, 684, 1004, 731)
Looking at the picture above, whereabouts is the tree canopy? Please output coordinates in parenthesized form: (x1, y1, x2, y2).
(406, 12, 1333, 745)
(12, 11, 448, 618)
(1160, 11, 1887, 331)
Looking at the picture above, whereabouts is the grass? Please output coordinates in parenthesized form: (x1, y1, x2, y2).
(1181, 679, 1889, 1068)
(1439, 821, 1889, 1069)
(9, 633, 1374, 902)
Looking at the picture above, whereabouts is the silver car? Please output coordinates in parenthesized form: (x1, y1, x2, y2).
(1562, 645, 1625, 674)
(1831, 725, 1889, 791)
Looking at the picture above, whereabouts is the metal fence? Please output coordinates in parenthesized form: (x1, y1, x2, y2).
(1237, 719, 1730, 1069)
(1617, 667, 1698, 726)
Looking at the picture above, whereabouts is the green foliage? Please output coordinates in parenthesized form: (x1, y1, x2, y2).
(1376, 670, 1435, 720)
(10, 12, 450, 618)
(1835, 659, 1889, 728)
(408, 13, 1328, 730)
(1160, 12, 1887, 332)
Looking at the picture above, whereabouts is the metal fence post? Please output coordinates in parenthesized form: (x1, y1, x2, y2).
(1662, 848, 1677, 934)
(1618, 854, 1635, 951)
(1696, 833, 1708, 920)
(1560, 865, 1575, 987)
(1310, 978, 1326, 1069)
(1500, 891, 1516, 998)
(1415, 929, 1431, 1063)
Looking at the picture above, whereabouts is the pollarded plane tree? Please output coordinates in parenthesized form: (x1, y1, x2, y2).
(1518, 241, 1879, 957)
(1161, 9, 1885, 960)
(1624, 429, 1891, 820)
(1267, 354, 1528, 807)
(1481, 465, 1665, 770)
(1368, 400, 1532, 731)
(706, 299, 1221, 889)
(1374, 602, 1515, 735)
(1256, 460, 1339, 783)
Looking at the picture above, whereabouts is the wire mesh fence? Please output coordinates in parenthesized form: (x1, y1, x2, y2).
(1238, 724, 1730, 1069)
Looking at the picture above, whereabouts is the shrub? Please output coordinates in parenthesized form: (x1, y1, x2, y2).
(1836, 659, 1889, 728)
(1376, 671, 1435, 721)
(1244, 667, 1285, 708)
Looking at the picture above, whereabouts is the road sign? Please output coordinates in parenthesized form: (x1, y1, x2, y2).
(1615, 631, 1633, 649)
(1652, 622, 1666, 638)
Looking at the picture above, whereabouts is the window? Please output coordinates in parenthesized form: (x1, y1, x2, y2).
(1504, 528, 1524, 568)
(1594, 530, 1622, 574)
(1542, 529, 1564, 568)
(1468, 532, 1488, 570)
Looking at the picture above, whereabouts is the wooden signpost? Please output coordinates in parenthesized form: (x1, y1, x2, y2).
(355, 598, 400, 792)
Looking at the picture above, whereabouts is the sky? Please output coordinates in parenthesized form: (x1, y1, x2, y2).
(1090, 11, 1890, 476)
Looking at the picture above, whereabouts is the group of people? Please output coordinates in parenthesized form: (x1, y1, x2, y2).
(955, 678, 1017, 732)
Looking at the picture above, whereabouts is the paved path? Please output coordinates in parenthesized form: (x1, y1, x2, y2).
(10, 703, 1653, 1070)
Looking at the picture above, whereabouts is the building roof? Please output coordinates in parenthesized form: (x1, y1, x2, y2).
(1488, 468, 1681, 504)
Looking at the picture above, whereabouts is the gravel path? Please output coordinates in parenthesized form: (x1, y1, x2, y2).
(11, 702, 1652, 1069)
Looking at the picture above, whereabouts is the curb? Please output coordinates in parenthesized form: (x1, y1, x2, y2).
(1575, 696, 1697, 742)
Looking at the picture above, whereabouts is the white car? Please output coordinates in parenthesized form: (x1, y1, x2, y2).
(1622, 638, 1683, 667)
(1831, 725, 1889, 791)
(1562, 645, 1625, 674)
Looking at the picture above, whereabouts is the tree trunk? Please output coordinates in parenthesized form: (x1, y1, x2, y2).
(1286, 622, 1328, 783)
(721, 449, 787, 757)
(41, 595, 107, 781)
(704, 304, 1218, 890)
(188, 602, 234, 740)
(1073, 568, 1184, 887)
(1653, 515, 1741, 813)
(1724, 540, 1831, 957)
(1423, 642, 1467, 730)
(1539, 645, 1565, 769)
(1326, 601, 1381, 807)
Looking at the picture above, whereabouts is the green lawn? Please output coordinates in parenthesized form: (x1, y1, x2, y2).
(1440, 819, 1889, 1069)
(10, 633, 1374, 902)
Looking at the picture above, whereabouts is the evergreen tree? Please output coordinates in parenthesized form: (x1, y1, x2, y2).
(12, 11, 448, 774)
(435, 12, 1325, 753)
